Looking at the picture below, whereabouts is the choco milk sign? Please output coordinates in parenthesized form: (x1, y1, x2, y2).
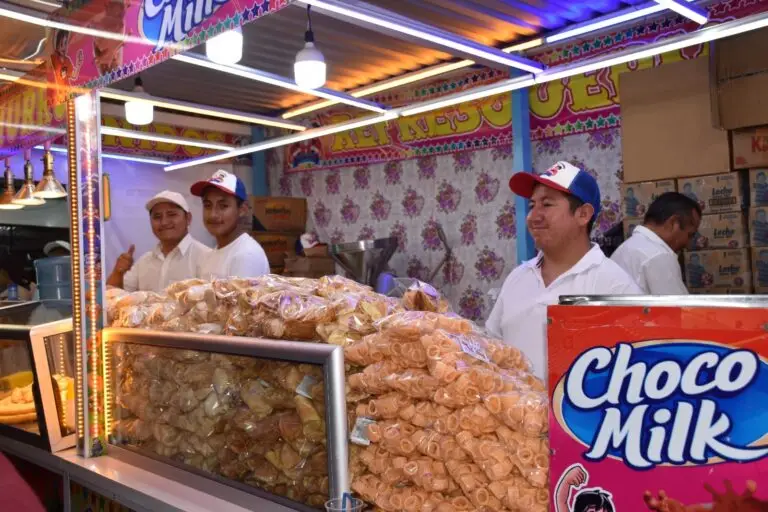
(547, 305, 768, 510)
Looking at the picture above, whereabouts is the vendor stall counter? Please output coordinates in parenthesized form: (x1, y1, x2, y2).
(0, 300, 75, 452)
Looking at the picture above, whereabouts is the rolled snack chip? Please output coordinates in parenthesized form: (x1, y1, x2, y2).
(483, 389, 548, 436)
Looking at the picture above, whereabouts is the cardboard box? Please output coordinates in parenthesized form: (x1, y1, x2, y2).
(749, 207, 768, 247)
(751, 247, 768, 293)
(621, 58, 731, 182)
(733, 130, 768, 170)
(747, 168, 768, 206)
(623, 218, 641, 238)
(684, 249, 751, 290)
(250, 197, 307, 232)
(621, 180, 676, 218)
(677, 173, 745, 214)
(712, 27, 768, 130)
(689, 213, 748, 251)
(283, 256, 337, 278)
(250, 232, 299, 268)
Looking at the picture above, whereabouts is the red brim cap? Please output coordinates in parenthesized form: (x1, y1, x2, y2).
(509, 172, 571, 198)
(190, 181, 234, 198)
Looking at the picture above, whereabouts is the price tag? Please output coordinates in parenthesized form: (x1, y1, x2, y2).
(455, 334, 491, 363)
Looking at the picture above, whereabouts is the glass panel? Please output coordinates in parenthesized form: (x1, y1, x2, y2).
(110, 342, 329, 508)
(44, 331, 76, 437)
(0, 302, 72, 326)
(0, 338, 39, 435)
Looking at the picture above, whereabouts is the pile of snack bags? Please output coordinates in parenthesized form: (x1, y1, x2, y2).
(107, 276, 549, 511)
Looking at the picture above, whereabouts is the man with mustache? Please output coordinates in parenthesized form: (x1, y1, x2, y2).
(106, 191, 210, 291)
(486, 161, 641, 381)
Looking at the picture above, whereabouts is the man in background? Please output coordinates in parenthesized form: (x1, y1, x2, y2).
(612, 192, 701, 295)
(107, 190, 210, 291)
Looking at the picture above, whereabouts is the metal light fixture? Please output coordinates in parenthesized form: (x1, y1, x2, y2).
(0, 159, 23, 210)
(124, 76, 153, 126)
(12, 151, 45, 206)
(34, 144, 67, 199)
(294, 5, 326, 89)
(206, 26, 243, 65)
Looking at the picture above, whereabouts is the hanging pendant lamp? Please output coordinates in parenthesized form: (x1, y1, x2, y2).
(125, 76, 153, 126)
(294, 5, 326, 89)
(0, 159, 23, 210)
(12, 150, 45, 206)
(34, 144, 67, 199)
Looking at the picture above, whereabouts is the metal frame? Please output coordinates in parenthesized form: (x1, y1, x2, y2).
(559, 294, 768, 307)
(101, 328, 350, 505)
(0, 302, 76, 452)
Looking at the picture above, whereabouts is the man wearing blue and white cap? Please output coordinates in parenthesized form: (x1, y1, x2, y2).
(191, 170, 269, 279)
(486, 161, 640, 381)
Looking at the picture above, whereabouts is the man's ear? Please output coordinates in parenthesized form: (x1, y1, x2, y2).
(579, 204, 595, 227)
(186, 212, 192, 226)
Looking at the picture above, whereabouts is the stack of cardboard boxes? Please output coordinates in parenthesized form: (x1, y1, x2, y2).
(678, 173, 751, 294)
(249, 196, 337, 278)
(249, 197, 307, 275)
(734, 137, 768, 293)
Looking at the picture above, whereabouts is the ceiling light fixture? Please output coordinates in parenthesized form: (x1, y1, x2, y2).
(33, 143, 67, 199)
(124, 76, 154, 126)
(100, 89, 306, 131)
(206, 26, 244, 65)
(100, 126, 236, 151)
(37, 145, 171, 166)
(12, 150, 45, 206)
(297, 0, 545, 74)
(165, 111, 399, 171)
(0, 160, 23, 210)
(294, 5, 326, 89)
(653, 0, 708, 25)
(171, 53, 387, 114)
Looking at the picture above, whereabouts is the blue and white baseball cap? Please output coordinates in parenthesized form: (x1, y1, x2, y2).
(190, 170, 247, 201)
(509, 161, 601, 220)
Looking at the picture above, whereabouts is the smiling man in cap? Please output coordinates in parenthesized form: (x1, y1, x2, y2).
(486, 161, 640, 381)
(106, 190, 211, 291)
(191, 170, 269, 279)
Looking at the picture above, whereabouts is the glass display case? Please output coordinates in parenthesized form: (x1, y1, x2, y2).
(0, 301, 76, 452)
(103, 327, 349, 512)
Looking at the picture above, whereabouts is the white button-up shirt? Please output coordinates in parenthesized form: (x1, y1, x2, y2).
(123, 234, 211, 292)
(611, 225, 688, 295)
(485, 244, 641, 380)
(197, 233, 270, 280)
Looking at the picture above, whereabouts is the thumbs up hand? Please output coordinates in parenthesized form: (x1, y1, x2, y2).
(114, 245, 135, 275)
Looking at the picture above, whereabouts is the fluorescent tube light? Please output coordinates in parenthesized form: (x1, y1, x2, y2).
(165, 111, 399, 171)
(400, 75, 535, 117)
(298, 0, 544, 74)
(100, 126, 235, 151)
(654, 0, 708, 25)
(35, 145, 171, 165)
(99, 89, 306, 131)
(172, 53, 387, 114)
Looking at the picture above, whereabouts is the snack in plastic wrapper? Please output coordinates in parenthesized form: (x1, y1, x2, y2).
(483, 389, 549, 436)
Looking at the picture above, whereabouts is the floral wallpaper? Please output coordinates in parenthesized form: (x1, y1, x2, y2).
(267, 127, 624, 322)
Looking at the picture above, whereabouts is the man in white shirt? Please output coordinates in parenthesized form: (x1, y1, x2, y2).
(191, 170, 270, 279)
(611, 192, 701, 295)
(106, 191, 210, 292)
(486, 161, 641, 381)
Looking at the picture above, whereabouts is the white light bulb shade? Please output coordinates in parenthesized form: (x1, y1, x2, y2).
(294, 42, 326, 89)
(125, 99, 153, 125)
(206, 27, 243, 65)
(13, 182, 45, 205)
(34, 175, 67, 199)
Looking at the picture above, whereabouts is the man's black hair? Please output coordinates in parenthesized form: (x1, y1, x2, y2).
(643, 192, 701, 228)
(573, 490, 614, 512)
(55, 30, 70, 48)
(567, 195, 596, 235)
